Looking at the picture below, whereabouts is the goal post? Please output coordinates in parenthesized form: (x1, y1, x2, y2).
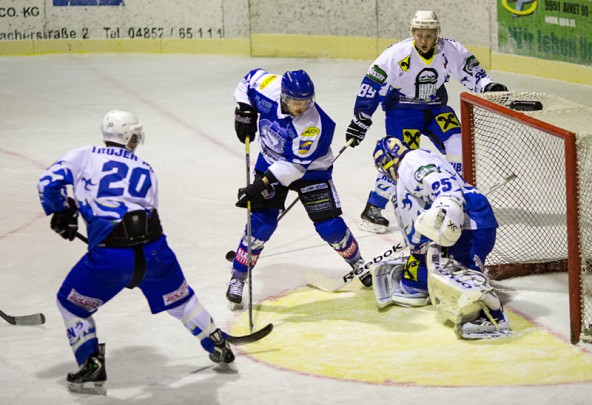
(460, 91, 592, 344)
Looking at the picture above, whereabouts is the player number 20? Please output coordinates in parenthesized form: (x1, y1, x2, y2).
(97, 161, 152, 198)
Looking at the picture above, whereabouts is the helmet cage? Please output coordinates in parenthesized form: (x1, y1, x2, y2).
(373, 137, 409, 180)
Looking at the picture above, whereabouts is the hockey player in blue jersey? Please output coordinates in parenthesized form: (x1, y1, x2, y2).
(345, 10, 507, 233)
(38, 110, 238, 394)
(369, 137, 510, 339)
(227, 69, 369, 304)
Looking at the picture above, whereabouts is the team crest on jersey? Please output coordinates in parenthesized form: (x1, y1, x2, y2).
(398, 56, 411, 72)
(366, 65, 387, 84)
(463, 55, 480, 75)
(403, 129, 421, 149)
(414, 164, 439, 182)
(435, 113, 460, 132)
(260, 75, 278, 90)
(415, 68, 438, 100)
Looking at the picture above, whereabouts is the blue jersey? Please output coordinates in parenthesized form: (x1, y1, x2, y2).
(234, 68, 336, 185)
(38, 146, 158, 249)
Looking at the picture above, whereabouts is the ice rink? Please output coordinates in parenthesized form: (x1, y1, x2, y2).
(1, 53, 592, 404)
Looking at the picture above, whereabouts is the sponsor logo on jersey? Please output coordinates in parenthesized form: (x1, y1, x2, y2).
(301, 183, 328, 193)
(366, 65, 387, 84)
(403, 129, 421, 149)
(67, 288, 103, 312)
(302, 126, 320, 137)
(462, 55, 480, 75)
(414, 164, 439, 182)
(435, 112, 460, 132)
(415, 68, 438, 100)
(259, 75, 278, 90)
(163, 280, 189, 306)
(298, 140, 314, 154)
(398, 56, 411, 72)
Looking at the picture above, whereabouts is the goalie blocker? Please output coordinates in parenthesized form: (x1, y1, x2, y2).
(370, 244, 510, 339)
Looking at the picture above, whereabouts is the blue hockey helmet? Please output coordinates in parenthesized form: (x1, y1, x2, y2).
(281, 70, 315, 100)
(373, 137, 409, 180)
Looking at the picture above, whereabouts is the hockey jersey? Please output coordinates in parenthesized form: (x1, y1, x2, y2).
(38, 146, 158, 249)
(354, 37, 494, 115)
(394, 149, 498, 249)
(233, 68, 335, 186)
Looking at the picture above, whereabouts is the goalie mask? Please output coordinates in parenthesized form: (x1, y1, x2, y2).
(101, 110, 144, 152)
(281, 70, 315, 116)
(373, 137, 409, 180)
(410, 10, 440, 35)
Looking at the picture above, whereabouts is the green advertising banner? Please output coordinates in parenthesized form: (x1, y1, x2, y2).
(498, 0, 592, 66)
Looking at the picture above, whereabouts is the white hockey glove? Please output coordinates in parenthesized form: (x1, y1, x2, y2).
(415, 196, 464, 247)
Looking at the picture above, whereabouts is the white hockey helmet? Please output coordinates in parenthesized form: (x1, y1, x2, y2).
(410, 10, 441, 35)
(101, 110, 144, 151)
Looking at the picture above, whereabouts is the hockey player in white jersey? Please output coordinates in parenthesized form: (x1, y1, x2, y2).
(227, 69, 368, 305)
(346, 10, 508, 233)
(38, 110, 240, 394)
(369, 137, 510, 339)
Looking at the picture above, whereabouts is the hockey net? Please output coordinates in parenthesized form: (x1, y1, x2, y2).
(460, 91, 592, 344)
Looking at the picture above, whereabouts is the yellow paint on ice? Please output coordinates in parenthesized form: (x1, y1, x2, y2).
(229, 286, 592, 386)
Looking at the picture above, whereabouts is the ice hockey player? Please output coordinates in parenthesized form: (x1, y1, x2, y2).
(38, 110, 237, 395)
(369, 137, 510, 339)
(228, 68, 369, 305)
(345, 10, 508, 233)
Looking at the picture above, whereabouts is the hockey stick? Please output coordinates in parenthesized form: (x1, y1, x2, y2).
(245, 135, 254, 333)
(225, 138, 355, 262)
(484, 173, 517, 196)
(226, 322, 273, 345)
(304, 242, 408, 292)
(0, 309, 45, 326)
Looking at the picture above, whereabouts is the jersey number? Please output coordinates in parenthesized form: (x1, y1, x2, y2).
(432, 178, 453, 196)
(97, 161, 152, 198)
(357, 83, 377, 98)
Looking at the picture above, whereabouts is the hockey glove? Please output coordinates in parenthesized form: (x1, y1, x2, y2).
(484, 82, 508, 92)
(50, 198, 79, 241)
(236, 171, 279, 208)
(234, 102, 258, 144)
(345, 111, 372, 147)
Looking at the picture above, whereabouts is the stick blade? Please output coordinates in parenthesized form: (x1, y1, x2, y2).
(0, 310, 45, 326)
(304, 269, 347, 292)
(227, 323, 273, 345)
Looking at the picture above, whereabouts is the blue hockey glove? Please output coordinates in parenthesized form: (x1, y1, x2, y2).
(346, 111, 372, 147)
(50, 198, 79, 241)
(234, 102, 258, 144)
(484, 82, 508, 92)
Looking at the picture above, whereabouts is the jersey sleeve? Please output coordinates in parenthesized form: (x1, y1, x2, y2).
(233, 68, 268, 106)
(352, 49, 394, 116)
(38, 147, 85, 215)
(445, 39, 493, 93)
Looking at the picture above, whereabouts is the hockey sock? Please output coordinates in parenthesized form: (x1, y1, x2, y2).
(57, 300, 98, 366)
(166, 295, 220, 353)
(315, 217, 362, 265)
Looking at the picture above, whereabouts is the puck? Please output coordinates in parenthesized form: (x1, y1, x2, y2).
(225, 250, 235, 262)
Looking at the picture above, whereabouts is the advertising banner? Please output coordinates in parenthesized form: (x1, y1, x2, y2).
(498, 0, 592, 66)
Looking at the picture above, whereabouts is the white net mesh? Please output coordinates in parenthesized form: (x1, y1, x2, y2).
(463, 91, 592, 342)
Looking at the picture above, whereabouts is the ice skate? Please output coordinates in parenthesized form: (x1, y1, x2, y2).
(457, 311, 511, 340)
(66, 343, 107, 395)
(226, 277, 245, 311)
(209, 328, 237, 372)
(359, 202, 389, 233)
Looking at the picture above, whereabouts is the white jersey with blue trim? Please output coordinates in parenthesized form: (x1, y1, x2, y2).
(233, 68, 335, 186)
(38, 145, 158, 249)
(355, 37, 494, 115)
(394, 149, 497, 248)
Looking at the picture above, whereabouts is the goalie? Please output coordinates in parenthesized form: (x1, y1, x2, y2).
(369, 137, 510, 339)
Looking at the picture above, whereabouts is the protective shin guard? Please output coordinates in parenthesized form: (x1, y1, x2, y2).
(166, 295, 220, 353)
(315, 217, 361, 265)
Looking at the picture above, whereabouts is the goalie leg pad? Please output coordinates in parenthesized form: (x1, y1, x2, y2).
(371, 259, 429, 308)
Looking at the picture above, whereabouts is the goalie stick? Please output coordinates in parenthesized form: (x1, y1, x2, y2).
(304, 173, 518, 293)
(304, 242, 408, 292)
(226, 322, 273, 345)
(0, 309, 45, 326)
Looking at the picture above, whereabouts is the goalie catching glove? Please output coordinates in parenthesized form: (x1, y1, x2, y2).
(50, 197, 79, 241)
(236, 171, 279, 208)
(415, 196, 464, 247)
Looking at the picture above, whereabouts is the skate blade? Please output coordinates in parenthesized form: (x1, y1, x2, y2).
(358, 219, 388, 234)
(227, 301, 244, 312)
(68, 381, 106, 395)
(456, 326, 512, 340)
(213, 361, 239, 374)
